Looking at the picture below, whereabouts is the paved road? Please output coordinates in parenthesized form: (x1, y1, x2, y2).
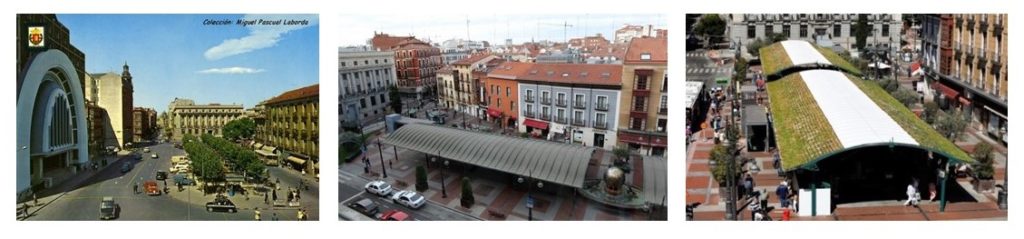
(686, 50, 733, 86)
(28, 142, 318, 221)
(338, 169, 477, 221)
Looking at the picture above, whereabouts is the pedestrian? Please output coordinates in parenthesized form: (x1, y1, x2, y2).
(254, 208, 261, 221)
(272, 212, 278, 221)
(133, 183, 139, 194)
(32, 192, 38, 206)
(272, 189, 278, 201)
(389, 160, 393, 169)
(905, 182, 918, 207)
(743, 174, 754, 197)
(264, 193, 269, 204)
(296, 208, 305, 221)
(776, 181, 790, 208)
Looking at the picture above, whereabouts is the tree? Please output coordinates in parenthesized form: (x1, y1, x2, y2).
(972, 142, 995, 180)
(415, 165, 428, 192)
(853, 14, 871, 50)
(388, 85, 403, 114)
(710, 144, 731, 184)
(936, 110, 969, 141)
(923, 102, 940, 124)
(892, 88, 920, 108)
(694, 14, 727, 46)
(460, 177, 475, 208)
(222, 118, 256, 141)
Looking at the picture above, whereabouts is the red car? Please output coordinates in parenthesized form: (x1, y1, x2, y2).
(378, 209, 410, 221)
(144, 180, 161, 196)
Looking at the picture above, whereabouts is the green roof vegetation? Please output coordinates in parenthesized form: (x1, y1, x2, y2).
(759, 43, 792, 76)
(816, 46, 863, 75)
(759, 41, 864, 77)
(845, 74, 973, 163)
(766, 74, 843, 170)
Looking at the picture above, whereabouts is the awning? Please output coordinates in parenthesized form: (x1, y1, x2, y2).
(934, 82, 959, 99)
(523, 118, 549, 130)
(959, 97, 972, 106)
(487, 108, 502, 118)
(286, 156, 307, 166)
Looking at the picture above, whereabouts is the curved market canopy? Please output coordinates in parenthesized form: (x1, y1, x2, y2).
(382, 123, 594, 188)
(762, 41, 971, 171)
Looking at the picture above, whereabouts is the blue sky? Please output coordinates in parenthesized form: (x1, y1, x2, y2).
(58, 14, 319, 113)
(338, 14, 665, 46)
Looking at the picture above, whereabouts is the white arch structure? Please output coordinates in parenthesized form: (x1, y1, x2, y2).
(17, 49, 89, 197)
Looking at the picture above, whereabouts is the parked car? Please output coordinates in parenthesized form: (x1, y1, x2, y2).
(173, 174, 195, 186)
(150, 153, 158, 159)
(346, 198, 379, 217)
(143, 147, 150, 153)
(378, 209, 410, 221)
(391, 190, 426, 209)
(120, 162, 132, 173)
(99, 197, 120, 220)
(144, 180, 161, 196)
(364, 180, 393, 196)
(205, 195, 237, 213)
(155, 171, 168, 180)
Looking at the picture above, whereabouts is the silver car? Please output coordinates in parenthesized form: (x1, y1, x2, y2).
(391, 190, 426, 209)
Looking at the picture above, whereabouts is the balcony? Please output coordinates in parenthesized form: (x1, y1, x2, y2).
(593, 120, 608, 129)
(554, 116, 567, 124)
(525, 96, 535, 103)
(659, 107, 668, 115)
(573, 101, 586, 109)
(571, 119, 586, 127)
(595, 103, 609, 111)
(967, 18, 975, 29)
(523, 110, 536, 118)
(541, 97, 552, 105)
(555, 99, 567, 107)
(540, 113, 551, 121)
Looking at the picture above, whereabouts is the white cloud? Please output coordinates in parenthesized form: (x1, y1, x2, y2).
(197, 67, 266, 74)
(204, 14, 318, 60)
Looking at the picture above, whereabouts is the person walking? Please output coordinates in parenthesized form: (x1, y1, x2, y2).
(743, 174, 754, 197)
(272, 212, 278, 221)
(776, 181, 790, 208)
(905, 182, 918, 207)
(133, 183, 139, 194)
(254, 208, 261, 221)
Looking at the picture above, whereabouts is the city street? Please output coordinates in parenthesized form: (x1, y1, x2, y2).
(339, 168, 478, 221)
(685, 50, 733, 86)
(26, 142, 319, 221)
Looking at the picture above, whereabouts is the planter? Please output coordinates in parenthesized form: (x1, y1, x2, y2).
(973, 178, 996, 192)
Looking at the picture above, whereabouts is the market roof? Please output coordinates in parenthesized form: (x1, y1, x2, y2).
(382, 123, 595, 188)
(760, 40, 862, 78)
(642, 155, 668, 206)
(763, 42, 970, 171)
(766, 70, 972, 171)
(742, 106, 768, 126)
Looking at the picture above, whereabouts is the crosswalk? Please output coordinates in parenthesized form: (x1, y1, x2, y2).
(686, 52, 707, 58)
(339, 169, 358, 185)
(686, 67, 732, 74)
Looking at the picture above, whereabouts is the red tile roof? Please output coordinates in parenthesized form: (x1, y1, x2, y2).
(452, 53, 494, 66)
(624, 37, 667, 64)
(371, 33, 416, 50)
(488, 62, 622, 86)
(265, 84, 319, 105)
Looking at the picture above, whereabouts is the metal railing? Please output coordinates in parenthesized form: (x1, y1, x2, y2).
(595, 103, 609, 111)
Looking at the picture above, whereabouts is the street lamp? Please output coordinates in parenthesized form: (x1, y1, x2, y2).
(432, 156, 449, 198)
(517, 172, 544, 221)
(376, 140, 388, 178)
